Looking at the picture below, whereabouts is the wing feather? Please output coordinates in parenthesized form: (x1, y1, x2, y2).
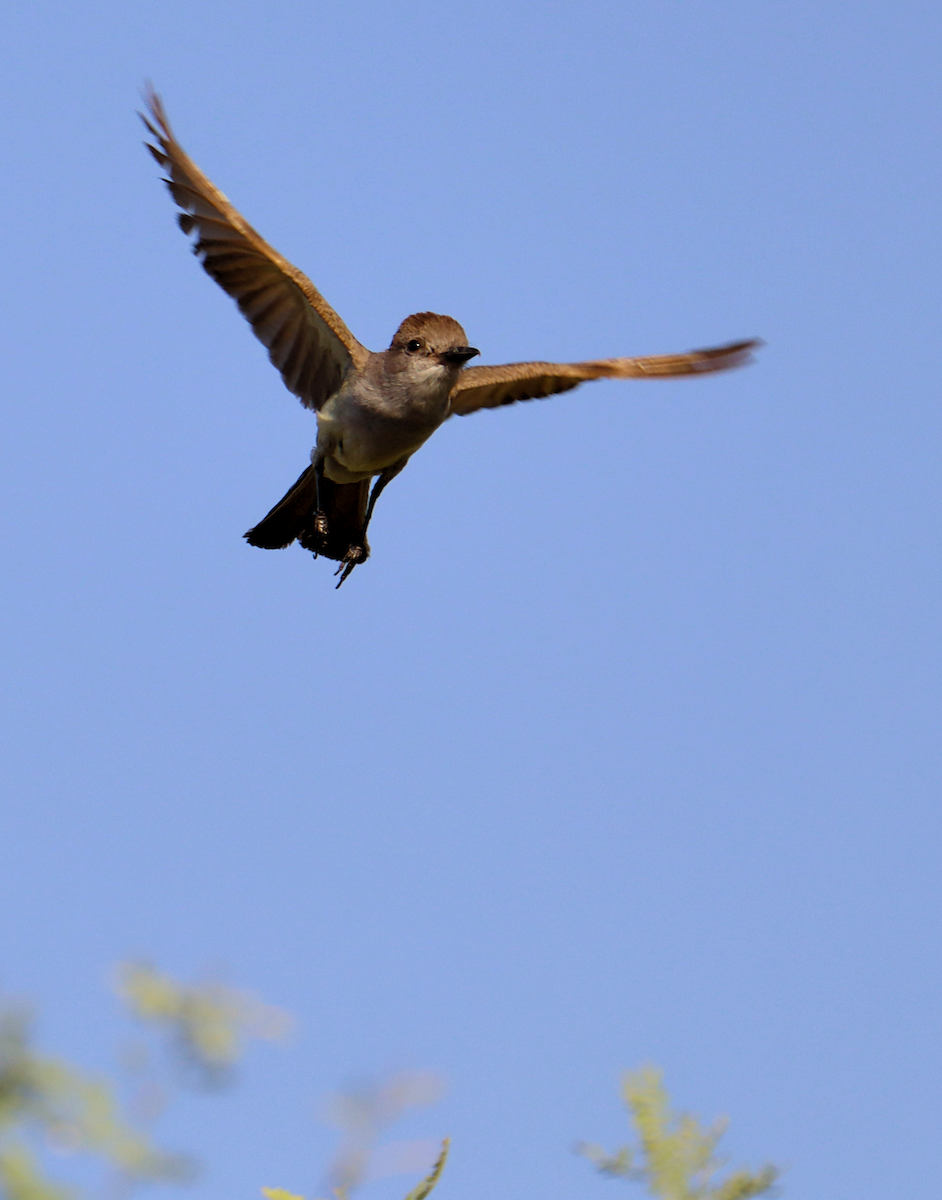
(141, 90, 369, 411)
(449, 340, 761, 416)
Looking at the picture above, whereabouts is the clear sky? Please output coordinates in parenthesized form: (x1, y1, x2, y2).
(1, 2, 940, 1198)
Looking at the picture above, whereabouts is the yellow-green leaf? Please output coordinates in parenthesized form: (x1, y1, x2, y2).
(402, 1138, 450, 1200)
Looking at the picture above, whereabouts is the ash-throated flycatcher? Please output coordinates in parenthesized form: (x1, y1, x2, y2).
(143, 92, 759, 586)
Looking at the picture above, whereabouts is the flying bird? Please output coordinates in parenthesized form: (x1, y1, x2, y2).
(142, 92, 760, 586)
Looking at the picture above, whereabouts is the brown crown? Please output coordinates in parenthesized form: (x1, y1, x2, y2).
(390, 312, 470, 351)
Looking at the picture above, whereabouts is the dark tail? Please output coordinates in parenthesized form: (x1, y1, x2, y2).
(244, 466, 370, 563)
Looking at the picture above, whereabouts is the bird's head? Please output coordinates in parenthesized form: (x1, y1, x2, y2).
(388, 313, 480, 375)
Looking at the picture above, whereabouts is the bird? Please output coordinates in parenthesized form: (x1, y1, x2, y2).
(141, 91, 760, 586)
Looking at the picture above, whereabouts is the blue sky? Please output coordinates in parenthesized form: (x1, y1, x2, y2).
(1, 1, 940, 1198)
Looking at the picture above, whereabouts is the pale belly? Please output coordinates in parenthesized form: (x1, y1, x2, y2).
(315, 388, 449, 483)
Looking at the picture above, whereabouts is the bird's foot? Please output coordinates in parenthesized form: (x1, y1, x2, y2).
(303, 510, 331, 558)
(334, 544, 367, 589)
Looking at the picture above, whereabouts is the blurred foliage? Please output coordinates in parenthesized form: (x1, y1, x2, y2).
(321, 1071, 444, 1198)
(262, 1135, 450, 1200)
(264, 1072, 448, 1200)
(115, 963, 290, 1085)
(4, 970, 778, 1200)
(0, 1007, 191, 1200)
(577, 1067, 779, 1200)
(0, 964, 287, 1200)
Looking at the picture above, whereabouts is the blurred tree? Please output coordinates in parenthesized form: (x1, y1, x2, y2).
(320, 1070, 444, 1196)
(0, 1005, 190, 1200)
(577, 1066, 779, 1200)
(2, 974, 779, 1200)
(262, 1136, 450, 1200)
(0, 966, 289, 1200)
(263, 1066, 779, 1200)
(116, 962, 290, 1088)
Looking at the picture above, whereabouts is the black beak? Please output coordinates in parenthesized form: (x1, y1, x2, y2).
(442, 346, 480, 365)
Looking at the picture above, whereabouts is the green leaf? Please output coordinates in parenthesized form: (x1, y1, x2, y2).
(402, 1138, 450, 1200)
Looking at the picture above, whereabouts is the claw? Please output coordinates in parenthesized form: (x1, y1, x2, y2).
(333, 543, 366, 589)
(335, 561, 357, 588)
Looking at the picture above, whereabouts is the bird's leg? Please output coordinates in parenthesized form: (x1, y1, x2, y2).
(313, 456, 329, 542)
(362, 458, 409, 541)
(332, 460, 409, 590)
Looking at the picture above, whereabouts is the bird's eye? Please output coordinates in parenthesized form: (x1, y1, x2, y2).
(406, 339, 424, 353)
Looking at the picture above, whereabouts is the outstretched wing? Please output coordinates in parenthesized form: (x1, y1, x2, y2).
(142, 89, 369, 411)
(449, 339, 760, 416)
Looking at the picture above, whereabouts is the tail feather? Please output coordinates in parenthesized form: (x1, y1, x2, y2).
(244, 466, 370, 563)
(297, 476, 369, 562)
(244, 465, 318, 550)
